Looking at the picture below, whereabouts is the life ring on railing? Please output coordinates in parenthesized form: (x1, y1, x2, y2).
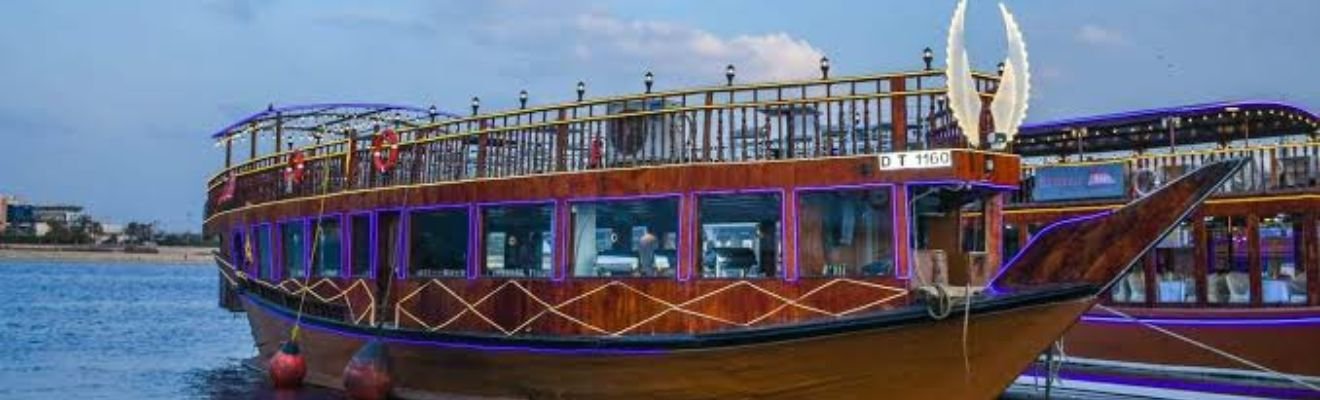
(371, 129, 400, 173)
(285, 150, 306, 184)
(218, 171, 237, 203)
(588, 136, 603, 168)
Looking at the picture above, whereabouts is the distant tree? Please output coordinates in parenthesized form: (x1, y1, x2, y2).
(124, 222, 155, 244)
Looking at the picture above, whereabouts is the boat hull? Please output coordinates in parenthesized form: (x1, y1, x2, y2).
(241, 293, 1094, 399)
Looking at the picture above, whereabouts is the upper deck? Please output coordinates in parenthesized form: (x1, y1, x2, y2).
(203, 70, 1006, 224)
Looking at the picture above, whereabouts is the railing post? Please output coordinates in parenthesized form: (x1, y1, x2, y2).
(1194, 215, 1209, 306)
(702, 92, 713, 161)
(225, 138, 232, 168)
(1248, 214, 1262, 306)
(477, 120, 489, 178)
(556, 109, 569, 172)
(890, 77, 908, 151)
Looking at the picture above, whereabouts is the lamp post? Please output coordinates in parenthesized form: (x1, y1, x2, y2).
(471, 97, 480, 116)
(428, 105, 437, 123)
(922, 47, 934, 70)
(576, 81, 586, 102)
(820, 57, 830, 80)
(519, 90, 528, 110)
(644, 71, 654, 94)
(997, 62, 1005, 76)
(725, 64, 736, 86)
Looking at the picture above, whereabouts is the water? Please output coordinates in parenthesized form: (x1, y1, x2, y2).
(0, 260, 341, 399)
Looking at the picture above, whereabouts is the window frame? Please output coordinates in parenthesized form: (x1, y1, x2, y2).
(477, 200, 557, 280)
(793, 183, 899, 279)
(694, 189, 788, 281)
(566, 193, 684, 281)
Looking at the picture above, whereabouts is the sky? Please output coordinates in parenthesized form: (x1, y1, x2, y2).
(0, 0, 1317, 231)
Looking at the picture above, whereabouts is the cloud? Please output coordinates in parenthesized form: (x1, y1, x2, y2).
(1076, 24, 1127, 46)
(207, 0, 273, 23)
(573, 12, 824, 82)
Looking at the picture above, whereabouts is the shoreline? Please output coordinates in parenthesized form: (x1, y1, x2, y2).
(0, 244, 216, 264)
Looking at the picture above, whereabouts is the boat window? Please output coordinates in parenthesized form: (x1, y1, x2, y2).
(349, 214, 371, 278)
(570, 197, 680, 278)
(254, 225, 273, 280)
(376, 211, 403, 279)
(1260, 214, 1305, 305)
(1206, 216, 1249, 304)
(280, 220, 307, 279)
(698, 192, 782, 279)
(483, 204, 554, 278)
(312, 216, 343, 278)
(1003, 224, 1022, 262)
(1154, 221, 1195, 304)
(1110, 267, 1146, 304)
(798, 188, 895, 277)
(230, 229, 246, 268)
(408, 208, 469, 278)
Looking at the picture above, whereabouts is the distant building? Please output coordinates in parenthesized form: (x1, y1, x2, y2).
(33, 205, 84, 225)
(0, 195, 8, 232)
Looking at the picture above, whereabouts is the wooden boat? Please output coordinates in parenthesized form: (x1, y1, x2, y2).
(202, 86, 1248, 398)
(998, 101, 1320, 397)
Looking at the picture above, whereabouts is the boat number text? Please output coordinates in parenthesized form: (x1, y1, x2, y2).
(878, 150, 953, 170)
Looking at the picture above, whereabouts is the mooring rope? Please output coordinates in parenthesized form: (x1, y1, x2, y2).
(1095, 304, 1320, 394)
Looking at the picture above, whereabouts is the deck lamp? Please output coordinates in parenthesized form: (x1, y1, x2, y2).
(576, 81, 586, 102)
(428, 105, 437, 122)
(471, 97, 480, 116)
(519, 90, 528, 110)
(997, 62, 1005, 76)
(820, 57, 830, 80)
(644, 71, 654, 93)
(922, 47, 934, 70)
(726, 64, 736, 86)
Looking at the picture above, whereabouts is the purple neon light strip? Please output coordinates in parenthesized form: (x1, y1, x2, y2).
(986, 210, 1113, 291)
(893, 184, 906, 279)
(242, 295, 667, 355)
(1019, 100, 1319, 137)
(1081, 315, 1320, 327)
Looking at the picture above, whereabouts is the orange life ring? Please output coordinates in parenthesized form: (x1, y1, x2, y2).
(285, 150, 306, 183)
(371, 129, 400, 173)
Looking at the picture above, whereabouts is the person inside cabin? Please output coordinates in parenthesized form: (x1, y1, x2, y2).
(636, 231, 659, 277)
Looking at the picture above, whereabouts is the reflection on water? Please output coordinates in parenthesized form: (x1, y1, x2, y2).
(0, 260, 343, 399)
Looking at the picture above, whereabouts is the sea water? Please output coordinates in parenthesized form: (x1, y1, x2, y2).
(0, 260, 340, 399)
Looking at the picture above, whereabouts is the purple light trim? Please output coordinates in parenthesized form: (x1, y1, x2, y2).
(791, 182, 899, 282)
(243, 296, 667, 355)
(987, 210, 1113, 292)
(692, 188, 789, 281)
(565, 193, 686, 281)
(1020, 100, 1320, 137)
(1081, 315, 1320, 327)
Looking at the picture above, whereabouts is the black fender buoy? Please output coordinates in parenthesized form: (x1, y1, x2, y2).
(268, 340, 307, 388)
(343, 339, 392, 400)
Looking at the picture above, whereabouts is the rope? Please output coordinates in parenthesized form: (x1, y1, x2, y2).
(1096, 304, 1320, 394)
(290, 158, 336, 341)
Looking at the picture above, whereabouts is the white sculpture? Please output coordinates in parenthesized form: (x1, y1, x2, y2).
(945, 0, 1031, 150)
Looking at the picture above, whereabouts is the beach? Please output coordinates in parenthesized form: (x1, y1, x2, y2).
(0, 244, 215, 264)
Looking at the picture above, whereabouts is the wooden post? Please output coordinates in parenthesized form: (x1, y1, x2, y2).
(782, 189, 797, 281)
(1305, 213, 1319, 306)
(1248, 214, 1262, 306)
(476, 120, 489, 178)
(893, 184, 910, 280)
(702, 92, 714, 161)
(1194, 215, 1209, 306)
(1143, 253, 1157, 307)
(983, 192, 1004, 285)
(889, 77, 907, 151)
(556, 109, 569, 172)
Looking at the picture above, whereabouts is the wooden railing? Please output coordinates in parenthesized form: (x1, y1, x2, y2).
(1012, 140, 1320, 204)
(206, 70, 1000, 217)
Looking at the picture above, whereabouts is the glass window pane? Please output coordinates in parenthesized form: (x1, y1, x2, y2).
(483, 204, 554, 278)
(1110, 267, 1146, 304)
(231, 230, 246, 267)
(1207, 216, 1249, 304)
(281, 222, 306, 279)
(699, 193, 782, 279)
(313, 217, 343, 278)
(350, 215, 371, 278)
(255, 226, 272, 280)
(570, 198, 679, 278)
(409, 208, 469, 278)
(1155, 220, 1196, 304)
(798, 188, 894, 277)
(1261, 214, 1305, 304)
(1003, 224, 1022, 261)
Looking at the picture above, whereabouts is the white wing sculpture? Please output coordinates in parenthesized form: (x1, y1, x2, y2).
(990, 2, 1031, 142)
(944, 0, 1031, 149)
(945, 0, 982, 148)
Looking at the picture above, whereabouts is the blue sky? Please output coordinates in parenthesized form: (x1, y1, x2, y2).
(1, 0, 1316, 231)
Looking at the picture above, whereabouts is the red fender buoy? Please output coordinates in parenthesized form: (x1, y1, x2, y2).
(268, 340, 307, 389)
(343, 339, 392, 400)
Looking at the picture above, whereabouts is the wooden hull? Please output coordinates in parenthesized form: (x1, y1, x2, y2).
(241, 293, 1094, 399)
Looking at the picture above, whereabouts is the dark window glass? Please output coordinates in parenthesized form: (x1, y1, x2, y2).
(1261, 214, 1305, 304)
(350, 215, 371, 278)
(409, 209, 469, 278)
(281, 221, 307, 279)
(798, 188, 894, 277)
(255, 226, 273, 280)
(699, 193, 781, 279)
(1207, 216, 1248, 304)
(312, 217, 343, 278)
(483, 204, 554, 278)
(570, 198, 679, 278)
